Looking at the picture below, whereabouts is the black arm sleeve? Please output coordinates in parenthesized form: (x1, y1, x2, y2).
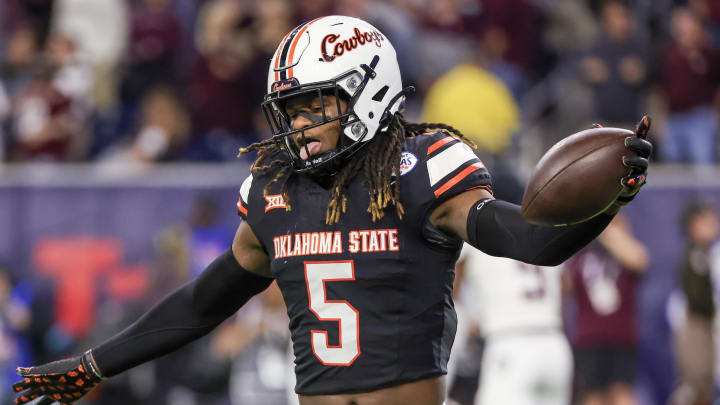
(466, 199, 613, 266)
(91, 249, 273, 377)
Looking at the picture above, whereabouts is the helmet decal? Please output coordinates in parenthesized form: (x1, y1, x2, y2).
(274, 17, 325, 81)
(271, 77, 300, 92)
(320, 27, 386, 62)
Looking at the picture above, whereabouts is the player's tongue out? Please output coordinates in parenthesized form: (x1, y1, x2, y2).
(299, 141, 322, 160)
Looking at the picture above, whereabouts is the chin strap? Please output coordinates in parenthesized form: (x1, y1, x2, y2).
(378, 86, 415, 130)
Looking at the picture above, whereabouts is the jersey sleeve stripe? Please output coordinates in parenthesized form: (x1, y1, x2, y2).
(426, 136, 456, 155)
(427, 142, 478, 186)
(434, 162, 486, 198)
(237, 200, 248, 216)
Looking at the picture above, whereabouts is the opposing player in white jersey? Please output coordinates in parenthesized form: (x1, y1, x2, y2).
(457, 244, 572, 405)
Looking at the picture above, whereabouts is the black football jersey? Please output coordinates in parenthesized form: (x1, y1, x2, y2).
(237, 132, 492, 395)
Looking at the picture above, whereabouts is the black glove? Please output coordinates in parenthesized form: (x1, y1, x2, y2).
(594, 116, 652, 213)
(12, 350, 103, 405)
(618, 115, 652, 203)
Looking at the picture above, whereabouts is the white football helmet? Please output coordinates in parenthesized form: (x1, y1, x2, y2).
(261, 15, 408, 173)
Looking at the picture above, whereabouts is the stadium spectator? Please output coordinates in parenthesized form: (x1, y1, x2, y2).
(46, 31, 93, 156)
(565, 213, 649, 405)
(46, 32, 92, 111)
(473, 24, 531, 102)
(472, 0, 543, 77)
(542, 0, 598, 55)
(660, 7, 720, 164)
(455, 173, 570, 405)
(187, 0, 278, 160)
(670, 201, 719, 405)
(120, 0, 182, 107)
(51, 0, 128, 110)
(97, 86, 189, 166)
(8, 63, 88, 161)
(458, 247, 571, 405)
(421, 61, 520, 157)
(2, 26, 41, 95)
(579, 1, 651, 128)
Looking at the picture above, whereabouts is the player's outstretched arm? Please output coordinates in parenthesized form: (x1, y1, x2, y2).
(431, 117, 651, 266)
(12, 221, 272, 404)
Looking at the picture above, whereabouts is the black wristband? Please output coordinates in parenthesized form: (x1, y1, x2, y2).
(81, 350, 104, 381)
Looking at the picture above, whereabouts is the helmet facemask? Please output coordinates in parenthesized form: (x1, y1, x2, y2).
(262, 57, 383, 175)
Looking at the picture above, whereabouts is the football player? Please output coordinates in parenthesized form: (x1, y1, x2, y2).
(11, 16, 651, 405)
(457, 246, 571, 405)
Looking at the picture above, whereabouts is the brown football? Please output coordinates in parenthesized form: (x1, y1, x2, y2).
(521, 127, 634, 225)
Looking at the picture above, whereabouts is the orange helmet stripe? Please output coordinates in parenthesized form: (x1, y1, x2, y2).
(274, 29, 294, 82)
(287, 17, 325, 78)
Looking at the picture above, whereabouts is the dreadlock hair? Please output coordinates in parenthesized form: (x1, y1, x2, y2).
(238, 113, 476, 224)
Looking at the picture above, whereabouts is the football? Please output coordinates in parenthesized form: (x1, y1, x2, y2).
(521, 127, 634, 226)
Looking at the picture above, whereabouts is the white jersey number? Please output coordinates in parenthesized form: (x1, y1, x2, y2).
(518, 263, 546, 300)
(304, 260, 361, 366)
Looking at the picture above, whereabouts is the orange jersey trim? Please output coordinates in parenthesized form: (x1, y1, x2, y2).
(237, 200, 248, 216)
(466, 184, 494, 194)
(426, 136, 455, 155)
(434, 162, 486, 198)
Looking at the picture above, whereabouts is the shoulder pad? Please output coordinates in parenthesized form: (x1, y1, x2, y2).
(405, 132, 492, 200)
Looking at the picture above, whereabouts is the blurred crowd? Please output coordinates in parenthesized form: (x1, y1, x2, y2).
(0, 0, 719, 166)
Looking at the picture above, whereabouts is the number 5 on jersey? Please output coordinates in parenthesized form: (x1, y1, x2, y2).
(304, 261, 361, 366)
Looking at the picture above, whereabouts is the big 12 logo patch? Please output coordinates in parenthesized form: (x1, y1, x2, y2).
(265, 194, 287, 212)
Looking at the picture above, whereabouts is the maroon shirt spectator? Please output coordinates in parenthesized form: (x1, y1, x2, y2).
(661, 8, 720, 114)
(10, 73, 75, 160)
(475, 0, 541, 73)
(415, 0, 541, 72)
(121, 0, 182, 104)
(128, 1, 181, 65)
(189, 52, 266, 139)
(566, 244, 640, 347)
(660, 8, 720, 164)
(564, 214, 648, 404)
(188, 1, 271, 146)
(662, 46, 720, 113)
